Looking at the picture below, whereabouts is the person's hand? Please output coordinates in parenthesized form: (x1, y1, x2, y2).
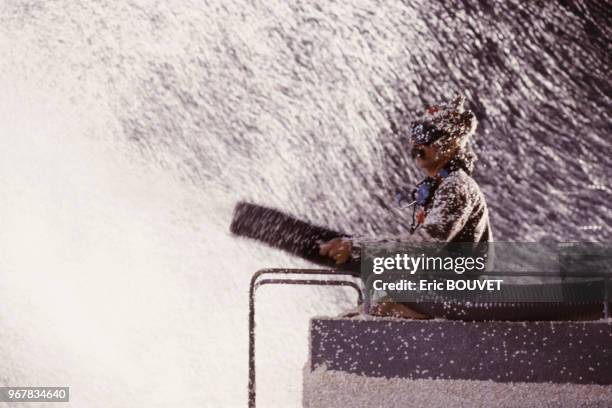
(319, 237, 352, 265)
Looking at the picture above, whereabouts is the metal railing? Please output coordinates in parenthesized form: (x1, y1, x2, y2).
(248, 268, 363, 408)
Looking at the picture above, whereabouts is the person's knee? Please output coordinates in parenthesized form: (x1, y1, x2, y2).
(369, 300, 431, 319)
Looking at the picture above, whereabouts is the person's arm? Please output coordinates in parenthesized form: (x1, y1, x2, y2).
(320, 175, 476, 263)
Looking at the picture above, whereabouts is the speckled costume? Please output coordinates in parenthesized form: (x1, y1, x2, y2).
(417, 165, 491, 243)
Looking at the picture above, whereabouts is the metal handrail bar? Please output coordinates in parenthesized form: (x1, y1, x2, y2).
(248, 268, 363, 408)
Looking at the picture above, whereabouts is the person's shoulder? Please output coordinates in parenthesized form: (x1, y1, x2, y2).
(440, 169, 483, 201)
(442, 168, 475, 188)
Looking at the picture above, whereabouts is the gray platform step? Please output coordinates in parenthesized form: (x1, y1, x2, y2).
(309, 317, 612, 384)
